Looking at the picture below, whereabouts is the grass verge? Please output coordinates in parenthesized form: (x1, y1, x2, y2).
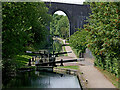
(57, 65, 79, 70)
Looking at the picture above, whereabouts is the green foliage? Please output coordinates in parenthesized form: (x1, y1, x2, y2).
(2, 2, 52, 75)
(0, 3, 2, 69)
(53, 40, 62, 53)
(58, 16, 69, 38)
(13, 55, 32, 69)
(2, 2, 52, 59)
(84, 2, 120, 76)
(50, 14, 69, 39)
(2, 54, 32, 83)
(69, 2, 119, 77)
(50, 14, 63, 36)
(69, 28, 88, 55)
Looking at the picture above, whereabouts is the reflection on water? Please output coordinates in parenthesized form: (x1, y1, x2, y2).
(3, 71, 81, 88)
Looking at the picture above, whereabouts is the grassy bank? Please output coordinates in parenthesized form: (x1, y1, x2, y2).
(13, 54, 32, 69)
(13, 45, 41, 69)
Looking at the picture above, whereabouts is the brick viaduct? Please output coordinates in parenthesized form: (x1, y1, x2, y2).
(45, 2, 91, 36)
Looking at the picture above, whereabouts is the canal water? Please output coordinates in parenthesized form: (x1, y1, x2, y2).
(3, 71, 81, 88)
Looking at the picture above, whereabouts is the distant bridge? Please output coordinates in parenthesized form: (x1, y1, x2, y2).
(45, 2, 91, 36)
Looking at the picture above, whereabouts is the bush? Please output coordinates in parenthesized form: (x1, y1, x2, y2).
(84, 2, 119, 77)
(69, 28, 88, 57)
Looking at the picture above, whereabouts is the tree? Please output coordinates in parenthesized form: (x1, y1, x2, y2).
(58, 16, 69, 38)
(50, 14, 63, 36)
(2, 2, 52, 59)
(2, 2, 52, 77)
(50, 14, 69, 39)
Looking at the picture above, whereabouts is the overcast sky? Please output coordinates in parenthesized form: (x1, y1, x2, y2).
(42, 0, 85, 4)
(42, 0, 85, 16)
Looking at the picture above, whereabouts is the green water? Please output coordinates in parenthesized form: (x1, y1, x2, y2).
(2, 71, 81, 88)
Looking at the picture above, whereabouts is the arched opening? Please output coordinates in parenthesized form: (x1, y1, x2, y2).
(50, 10, 70, 39)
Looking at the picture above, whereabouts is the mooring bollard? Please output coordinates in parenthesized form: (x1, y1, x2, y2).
(66, 70, 70, 74)
(85, 79, 88, 84)
(73, 71, 76, 75)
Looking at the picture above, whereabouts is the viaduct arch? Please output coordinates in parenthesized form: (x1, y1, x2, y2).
(45, 2, 91, 36)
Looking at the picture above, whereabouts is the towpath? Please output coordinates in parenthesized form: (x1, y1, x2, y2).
(57, 37, 116, 88)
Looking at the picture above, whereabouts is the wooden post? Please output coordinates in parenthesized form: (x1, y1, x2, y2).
(32, 57, 34, 62)
(44, 50, 46, 55)
(53, 51, 55, 57)
(74, 71, 76, 75)
(32, 57, 34, 65)
(53, 57, 56, 66)
(48, 54, 50, 66)
(66, 70, 70, 74)
(82, 53, 84, 58)
(79, 52, 82, 58)
(39, 56, 40, 59)
(28, 59, 31, 66)
(60, 59, 63, 66)
(35, 56, 37, 61)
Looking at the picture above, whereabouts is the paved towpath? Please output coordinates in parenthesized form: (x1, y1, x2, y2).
(58, 38, 116, 88)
